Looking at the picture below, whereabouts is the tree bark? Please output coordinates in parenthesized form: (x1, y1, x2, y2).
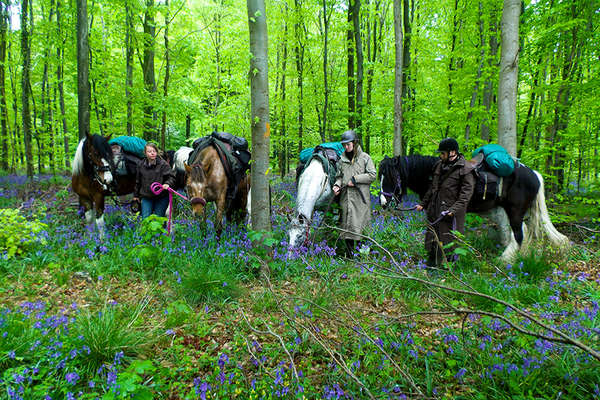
(320, 0, 330, 142)
(21, 0, 34, 177)
(294, 0, 304, 153)
(247, 0, 271, 232)
(393, 0, 404, 156)
(0, 3, 8, 171)
(497, 0, 520, 158)
(77, 0, 91, 140)
(142, 0, 157, 142)
(444, 0, 460, 138)
(160, 0, 170, 150)
(353, 0, 364, 132)
(347, 0, 355, 130)
(56, 0, 69, 169)
(125, 0, 134, 136)
(517, 55, 543, 158)
(278, 7, 289, 178)
(401, 0, 411, 100)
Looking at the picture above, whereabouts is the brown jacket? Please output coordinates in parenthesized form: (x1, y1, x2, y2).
(420, 155, 475, 257)
(134, 158, 175, 199)
(334, 145, 377, 240)
(421, 155, 475, 222)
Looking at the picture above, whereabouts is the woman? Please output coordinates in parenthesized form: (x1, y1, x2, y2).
(333, 130, 377, 256)
(133, 143, 175, 219)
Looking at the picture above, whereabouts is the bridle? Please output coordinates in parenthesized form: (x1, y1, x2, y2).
(86, 143, 114, 192)
(379, 173, 404, 209)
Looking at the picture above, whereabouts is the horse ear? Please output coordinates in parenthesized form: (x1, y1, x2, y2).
(85, 130, 92, 140)
(184, 163, 192, 173)
(105, 133, 112, 141)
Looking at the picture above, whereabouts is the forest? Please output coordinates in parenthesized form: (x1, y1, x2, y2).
(1, 0, 599, 398)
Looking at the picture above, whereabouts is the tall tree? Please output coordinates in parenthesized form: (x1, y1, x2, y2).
(247, 0, 271, 232)
(142, 0, 157, 141)
(294, 0, 305, 153)
(21, 0, 34, 177)
(320, 0, 331, 142)
(56, 0, 69, 169)
(125, 0, 134, 136)
(393, 0, 404, 156)
(0, 2, 8, 171)
(481, 2, 499, 142)
(77, 0, 90, 140)
(353, 0, 364, 132)
(347, 0, 355, 129)
(497, 0, 520, 157)
(160, 0, 171, 150)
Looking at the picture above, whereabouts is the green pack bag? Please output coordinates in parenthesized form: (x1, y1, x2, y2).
(472, 144, 515, 177)
(109, 136, 147, 158)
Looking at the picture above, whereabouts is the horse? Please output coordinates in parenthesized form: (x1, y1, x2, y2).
(71, 133, 137, 235)
(173, 145, 250, 237)
(287, 156, 335, 247)
(378, 154, 569, 261)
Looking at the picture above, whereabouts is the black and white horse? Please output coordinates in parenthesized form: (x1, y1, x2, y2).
(378, 155, 569, 260)
(287, 157, 335, 247)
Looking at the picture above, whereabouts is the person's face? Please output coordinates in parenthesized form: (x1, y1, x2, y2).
(145, 146, 158, 160)
(439, 150, 457, 162)
(343, 141, 354, 152)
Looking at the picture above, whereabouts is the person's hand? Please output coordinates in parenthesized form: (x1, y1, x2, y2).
(333, 185, 341, 195)
(162, 184, 170, 190)
(347, 180, 355, 187)
(132, 197, 139, 202)
(415, 204, 424, 211)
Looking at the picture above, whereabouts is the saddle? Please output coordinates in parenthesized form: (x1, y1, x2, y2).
(469, 152, 503, 202)
(296, 145, 340, 188)
(112, 145, 141, 176)
(189, 132, 251, 202)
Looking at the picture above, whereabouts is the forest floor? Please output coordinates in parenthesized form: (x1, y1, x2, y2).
(1, 174, 599, 400)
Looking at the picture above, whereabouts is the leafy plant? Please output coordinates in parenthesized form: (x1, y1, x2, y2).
(0, 208, 47, 259)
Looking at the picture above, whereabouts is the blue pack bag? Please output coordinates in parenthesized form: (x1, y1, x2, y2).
(472, 144, 515, 177)
(299, 142, 344, 164)
(109, 136, 147, 158)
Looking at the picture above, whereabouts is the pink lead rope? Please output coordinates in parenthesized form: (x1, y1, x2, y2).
(150, 182, 188, 234)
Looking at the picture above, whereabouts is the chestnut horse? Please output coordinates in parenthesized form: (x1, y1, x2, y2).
(71, 133, 136, 235)
(174, 146, 250, 236)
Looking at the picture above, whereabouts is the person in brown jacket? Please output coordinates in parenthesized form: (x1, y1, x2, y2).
(133, 143, 176, 219)
(333, 130, 377, 256)
(416, 138, 475, 268)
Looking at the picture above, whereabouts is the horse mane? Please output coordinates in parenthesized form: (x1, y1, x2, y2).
(380, 154, 438, 198)
(173, 146, 193, 172)
(72, 139, 86, 176)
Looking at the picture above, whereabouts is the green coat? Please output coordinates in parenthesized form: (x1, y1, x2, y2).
(334, 146, 376, 240)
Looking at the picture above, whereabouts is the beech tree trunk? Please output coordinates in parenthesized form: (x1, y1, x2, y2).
(353, 0, 364, 132)
(347, 1, 355, 130)
(0, 3, 8, 171)
(294, 0, 304, 153)
(497, 0, 520, 158)
(142, 0, 157, 142)
(160, 0, 170, 150)
(125, 0, 134, 136)
(247, 0, 271, 232)
(481, 3, 499, 142)
(77, 0, 90, 140)
(21, 0, 34, 177)
(393, 0, 404, 156)
(56, 0, 69, 169)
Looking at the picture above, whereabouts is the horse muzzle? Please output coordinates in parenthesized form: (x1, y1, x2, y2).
(191, 197, 207, 206)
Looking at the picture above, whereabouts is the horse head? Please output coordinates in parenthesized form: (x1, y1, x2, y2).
(378, 156, 403, 209)
(83, 133, 115, 191)
(288, 213, 310, 248)
(184, 162, 208, 216)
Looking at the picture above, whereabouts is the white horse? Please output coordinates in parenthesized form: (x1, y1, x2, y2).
(288, 157, 334, 247)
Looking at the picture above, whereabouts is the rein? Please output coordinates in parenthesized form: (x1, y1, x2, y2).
(150, 181, 189, 234)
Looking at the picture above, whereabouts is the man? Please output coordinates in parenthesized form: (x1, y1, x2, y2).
(333, 130, 377, 256)
(416, 138, 475, 268)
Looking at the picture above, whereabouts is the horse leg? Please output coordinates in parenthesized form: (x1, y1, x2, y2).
(215, 195, 227, 239)
(79, 196, 95, 229)
(93, 193, 106, 239)
(500, 208, 527, 262)
(480, 207, 512, 247)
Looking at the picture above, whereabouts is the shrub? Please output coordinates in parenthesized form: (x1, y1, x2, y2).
(0, 208, 47, 259)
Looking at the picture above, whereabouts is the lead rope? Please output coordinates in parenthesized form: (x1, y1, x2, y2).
(150, 182, 189, 234)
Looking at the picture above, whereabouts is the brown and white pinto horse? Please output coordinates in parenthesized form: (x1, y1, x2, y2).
(174, 146, 250, 237)
(71, 133, 136, 235)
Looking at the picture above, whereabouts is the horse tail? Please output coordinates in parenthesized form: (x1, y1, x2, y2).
(527, 170, 569, 248)
(72, 139, 85, 176)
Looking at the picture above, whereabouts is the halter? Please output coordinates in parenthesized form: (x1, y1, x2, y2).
(379, 174, 403, 208)
(187, 163, 208, 208)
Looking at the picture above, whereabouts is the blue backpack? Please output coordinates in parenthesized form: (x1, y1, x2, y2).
(109, 136, 147, 158)
(472, 144, 515, 177)
(299, 142, 344, 164)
